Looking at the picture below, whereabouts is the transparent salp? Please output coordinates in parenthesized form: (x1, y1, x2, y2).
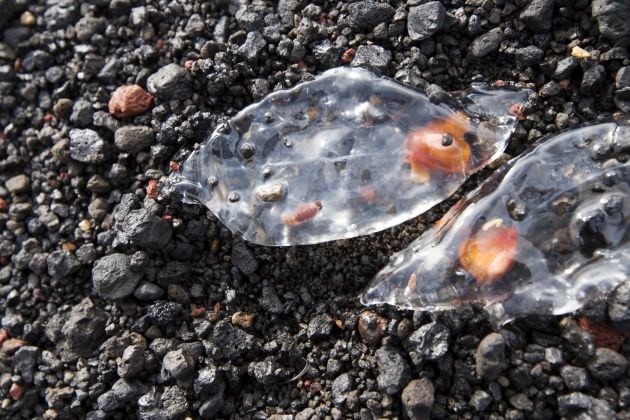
(166, 67, 529, 246)
(362, 122, 630, 325)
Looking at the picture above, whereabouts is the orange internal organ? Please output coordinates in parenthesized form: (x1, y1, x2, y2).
(405, 113, 472, 177)
(458, 224, 518, 285)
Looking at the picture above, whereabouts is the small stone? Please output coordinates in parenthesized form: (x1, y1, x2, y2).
(587, 348, 628, 382)
(558, 392, 615, 419)
(118, 345, 145, 378)
(407, 322, 449, 365)
(231, 312, 255, 329)
(199, 393, 224, 419)
(133, 281, 164, 301)
(514, 46, 544, 66)
(47, 250, 81, 278)
(520, 0, 554, 32)
(470, 390, 493, 412)
(5, 175, 30, 195)
(470, 27, 503, 58)
(92, 253, 142, 300)
(147, 64, 192, 101)
(231, 242, 258, 275)
(70, 99, 93, 127)
(553, 57, 579, 80)
(114, 126, 154, 153)
(108, 85, 154, 119)
(350, 45, 391, 72)
(248, 358, 277, 385)
(163, 349, 195, 383)
(58, 298, 108, 362)
(9, 383, 24, 400)
(357, 311, 389, 347)
(561, 319, 595, 362)
(539, 80, 561, 97)
(376, 344, 410, 395)
(476, 333, 506, 381)
(407, 2, 445, 41)
(185, 14, 206, 35)
(14, 346, 39, 383)
(307, 314, 333, 340)
(571, 46, 592, 59)
(146, 301, 183, 326)
(332, 373, 353, 406)
(259, 285, 283, 314)
(20, 11, 36, 26)
(560, 365, 590, 390)
(509, 393, 533, 411)
(138, 386, 188, 420)
(68, 129, 105, 163)
(608, 280, 630, 332)
(347, 1, 395, 30)
(401, 378, 434, 420)
(238, 31, 267, 62)
(120, 209, 173, 250)
(580, 64, 606, 95)
(592, 0, 630, 42)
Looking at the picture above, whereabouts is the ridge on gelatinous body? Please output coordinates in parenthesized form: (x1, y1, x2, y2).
(362, 121, 630, 326)
(166, 66, 530, 246)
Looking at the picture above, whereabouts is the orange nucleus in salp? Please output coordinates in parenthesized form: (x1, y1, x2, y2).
(458, 223, 518, 285)
(405, 113, 472, 179)
(282, 201, 323, 226)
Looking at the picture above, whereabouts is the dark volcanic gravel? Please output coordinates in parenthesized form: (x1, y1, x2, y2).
(1, 0, 630, 419)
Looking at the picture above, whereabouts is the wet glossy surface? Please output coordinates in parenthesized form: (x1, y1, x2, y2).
(166, 67, 529, 245)
(362, 122, 630, 325)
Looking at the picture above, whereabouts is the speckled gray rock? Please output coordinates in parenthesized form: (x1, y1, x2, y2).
(47, 250, 81, 278)
(92, 253, 142, 300)
(350, 44, 391, 72)
(231, 242, 259, 275)
(407, 2, 445, 41)
(248, 358, 277, 385)
(162, 349, 195, 383)
(332, 373, 354, 406)
(120, 208, 173, 250)
(118, 345, 146, 378)
(558, 392, 615, 420)
(608, 280, 630, 332)
(146, 301, 183, 326)
(407, 322, 450, 365)
(70, 99, 93, 127)
(471, 27, 503, 58)
(581, 64, 606, 94)
(59, 298, 108, 362)
(5, 174, 30, 194)
(592, 0, 630, 42)
(520, 0, 554, 32)
(470, 390, 493, 412)
(14, 345, 39, 383)
(476, 333, 506, 381)
(307, 313, 333, 340)
(514, 46, 544, 66)
(554, 56, 579, 80)
(238, 31, 267, 62)
(376, 344, 410, 395)
(69, 128, 106, 163)
(347, 1, 395, 30)
(138, 385, 188, 420)
(401, 378, 434, 420)
(587, 348, 628, 382)
(114, 126, 154, 153)
(147, 63, 191, 101)
(560, 365, 590, 390)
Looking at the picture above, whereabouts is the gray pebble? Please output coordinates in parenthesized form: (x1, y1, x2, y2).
(514, 46, 544, 67)
(115, 126, 155, 153)
(138, 385, 189, 420)
(350, 45, 392, 72)
(347, 1, 395, 30)
(401, 378, 434, 420)
(376, 344, 409, 395)
(120, 208, 173, 250)
(307, 313, 333, 340)
(118, 345, 146, 378)
(70, 99, 94, 127)
(14, 345, 39, 384)
(476, 333, 506, 381)
(560, 365, 590, 390)
(554, 56, 579, 80)
(147, 63, 191, 101)
(238, 31, 267, 62)
(587, 348, 628, 382)
(47, 250, 81, 278)
(59, 298, 108, 362)
(69, 128, 106, 163)
(146, 301, 183, 326)
(92, 253, 142, 300)
(248, 358, 277, 385)
(580, 64, 606, 95)
(470, 389, 493, 412)
(231, 242, 258, 275)
(608, 280, 630, 332)
(592, 0, 630, 42)
(162, 349, 195, 383)
(407, 2, 445, 41)
(332, 373, 353, 406)
(407, 322, 450, 365)
(520, 0, 554, 32)
(470, 27, 503, 58)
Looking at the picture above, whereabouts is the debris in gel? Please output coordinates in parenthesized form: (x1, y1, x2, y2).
(362, 122, 630, 325)
(166, 67, 529, 245)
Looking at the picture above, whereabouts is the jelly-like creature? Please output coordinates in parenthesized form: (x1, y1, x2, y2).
(167, 67, 529, 245)
(362, 122, 630, 325)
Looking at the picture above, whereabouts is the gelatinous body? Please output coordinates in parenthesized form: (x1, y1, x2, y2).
(167, 67, 529, 245)
(362, 122, 630, 325)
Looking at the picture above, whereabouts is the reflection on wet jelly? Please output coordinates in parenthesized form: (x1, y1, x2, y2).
(362, 122, 630, 325)
(166, 67, 529, 246)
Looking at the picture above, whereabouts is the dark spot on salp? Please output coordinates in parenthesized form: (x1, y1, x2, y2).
(262, 167, 273, 179)
(506, 198, 527, 221)
(361, 169, 372, 182)
(228, 192, 240, 203)
(263, 112, 274, 124)
(259, 133, 281, 158)
(590, 183, 606, 193)
(239, 142, 256, 159)
(574, 209, 609, 256)
(207, 176, 218, 188)
(334, 158, 347, 172)
(603, 170, 620, 186)
(591, 141, 612, 161)
(442, 134, 454, 147)
(602, 195, 624, 218)
(552, 196, 575, 216)
(216, 122, 231, 134)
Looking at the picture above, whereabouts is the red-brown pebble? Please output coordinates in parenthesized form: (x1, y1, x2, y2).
(1, 338, 27, 354)
(0, 329, 7, 345)
(342, 48, 356, 63)
(357, 310, 389, 347)
(9, 383, 24, 400)
(578, 317, 628, 351)
(108, 85, 154, 118)
(146, 179, 159, 199)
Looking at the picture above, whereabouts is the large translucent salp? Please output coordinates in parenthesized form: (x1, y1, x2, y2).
(166, 67, 529, 246)
(362, 122, 630, 325)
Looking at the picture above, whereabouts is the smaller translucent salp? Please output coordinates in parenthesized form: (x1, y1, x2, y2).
(166, 67, 529, 246)
(362, 121, 630, 325)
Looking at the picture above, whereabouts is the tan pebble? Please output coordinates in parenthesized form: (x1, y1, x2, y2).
(571, 46, 591, 59)
(108, 85, 154, 118)
(61, 242, 76, 252)
(9, 383, 24, 401)
(20, 11, 36, 26)
(0, 329, 7, 345)
(2, 399, 11, 410)
(1, 338, 27, 354)
(78, 219, 92, 232)
(231, 311, 255, 329)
